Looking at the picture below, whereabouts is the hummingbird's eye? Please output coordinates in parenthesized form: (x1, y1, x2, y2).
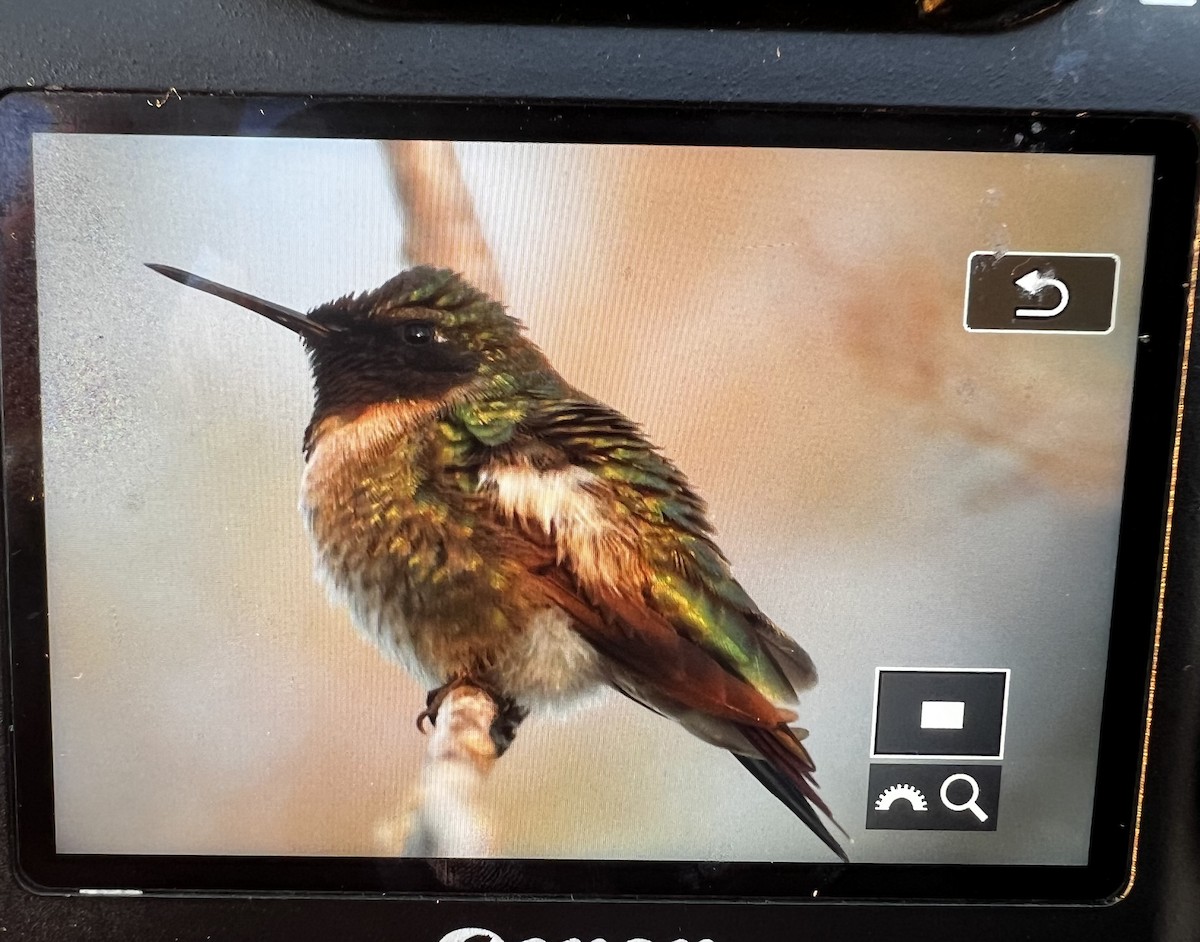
(402, 321, 435, 345)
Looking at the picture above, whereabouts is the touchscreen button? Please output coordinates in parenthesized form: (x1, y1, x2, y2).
(866, 764, 1001, 831)
(872, 668, 1009, 759)
(963, 251, 1119, 333)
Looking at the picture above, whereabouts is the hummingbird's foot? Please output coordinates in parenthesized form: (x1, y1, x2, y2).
(488, 698, 529, 758)
(415, 678, 528, 757)
(416, 676, 471, 733)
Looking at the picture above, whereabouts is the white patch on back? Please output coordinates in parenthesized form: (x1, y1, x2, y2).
(480, 463, 640, 591)
(485, 465, 602, 535)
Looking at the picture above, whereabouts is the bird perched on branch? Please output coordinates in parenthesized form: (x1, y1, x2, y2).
(148, 262, 847, 862)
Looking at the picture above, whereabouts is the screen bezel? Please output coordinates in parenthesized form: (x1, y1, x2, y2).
(0, 91, 1194, 902)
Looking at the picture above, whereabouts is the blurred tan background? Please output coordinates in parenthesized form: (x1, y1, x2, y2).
(31, 133, 1152, 864)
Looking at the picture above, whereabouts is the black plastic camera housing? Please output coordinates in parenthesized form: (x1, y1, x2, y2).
(2, 2, 1199, 941)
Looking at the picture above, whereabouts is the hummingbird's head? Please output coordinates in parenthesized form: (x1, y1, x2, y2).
(148, 264, 538, 421)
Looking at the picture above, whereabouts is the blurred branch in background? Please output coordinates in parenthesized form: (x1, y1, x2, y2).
(385, 140, 505, 298)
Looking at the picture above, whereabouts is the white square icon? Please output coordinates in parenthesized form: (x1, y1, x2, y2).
(920, 700, 966, 730)
(871, 667, 1010, 760)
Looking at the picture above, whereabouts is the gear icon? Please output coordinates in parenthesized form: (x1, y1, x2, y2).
(875, 783, 929, 812)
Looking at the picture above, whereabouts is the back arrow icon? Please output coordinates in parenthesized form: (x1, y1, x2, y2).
(1014, 270, 1070, 319)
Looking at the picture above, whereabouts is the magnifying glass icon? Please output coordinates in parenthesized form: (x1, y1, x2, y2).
(940, 773, 989, 822)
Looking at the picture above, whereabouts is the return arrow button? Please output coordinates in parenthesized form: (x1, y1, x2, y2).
(963, 251, 1119, 334)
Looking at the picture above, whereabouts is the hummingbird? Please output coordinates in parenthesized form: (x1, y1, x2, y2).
(147, 262, 847, 862)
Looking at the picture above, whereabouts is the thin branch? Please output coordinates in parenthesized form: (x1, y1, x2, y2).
(398, 684, 500, 857)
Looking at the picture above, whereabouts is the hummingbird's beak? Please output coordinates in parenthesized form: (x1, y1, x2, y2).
(146, 263, 341, 341)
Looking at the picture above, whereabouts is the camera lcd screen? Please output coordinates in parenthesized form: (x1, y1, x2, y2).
(0, 94, 1194, 901)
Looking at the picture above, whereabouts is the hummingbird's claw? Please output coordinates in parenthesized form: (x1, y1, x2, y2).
(416, 677, 469, 734)
(414, 678, 528, 755)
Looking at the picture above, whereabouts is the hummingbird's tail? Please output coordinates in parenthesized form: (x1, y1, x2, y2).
(737, 724, 849, 863)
